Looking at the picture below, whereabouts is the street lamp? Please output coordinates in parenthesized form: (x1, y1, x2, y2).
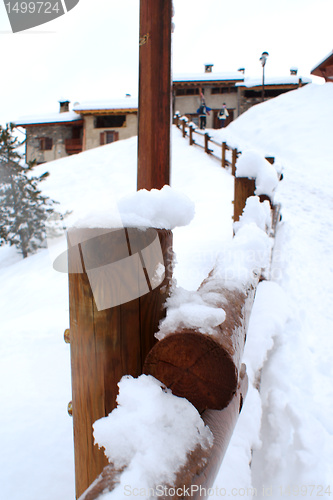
(259, 51, 269, 102)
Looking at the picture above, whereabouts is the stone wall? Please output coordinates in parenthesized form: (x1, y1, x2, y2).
(26, 124, 74, 164)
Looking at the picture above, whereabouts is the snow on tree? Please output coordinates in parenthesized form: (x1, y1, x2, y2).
(0, 123, 64, 259)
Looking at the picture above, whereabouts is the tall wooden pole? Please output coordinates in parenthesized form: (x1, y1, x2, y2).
(69, 4, 174, 497)
(137, 0, 172, 190)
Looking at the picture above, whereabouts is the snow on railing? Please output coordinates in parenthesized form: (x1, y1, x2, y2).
(68, 135, 283, 499)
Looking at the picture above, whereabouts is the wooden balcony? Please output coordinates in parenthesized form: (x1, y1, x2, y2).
(65, 138, 83, 155)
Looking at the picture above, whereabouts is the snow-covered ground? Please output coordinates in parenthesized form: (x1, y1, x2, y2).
(1, 83, 332, 499)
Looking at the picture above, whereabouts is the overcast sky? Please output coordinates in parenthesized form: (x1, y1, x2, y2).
(0, 0, 331, 125)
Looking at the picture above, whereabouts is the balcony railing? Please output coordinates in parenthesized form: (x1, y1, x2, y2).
(65, 138, 83, 155)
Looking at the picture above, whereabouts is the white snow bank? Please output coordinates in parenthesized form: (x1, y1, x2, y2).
(71, 185, 195, 230)
(93, 375, 213, 498)
(243, 280, 290, 383)
(236, 150, 279, 199)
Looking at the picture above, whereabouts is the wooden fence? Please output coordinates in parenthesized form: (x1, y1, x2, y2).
(174, 112, 238, 175)
(67, 116, 282, 499)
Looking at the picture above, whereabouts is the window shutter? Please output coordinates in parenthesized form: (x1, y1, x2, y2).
(100, 132, 105, 145)
(114, 131, 119, 142)
(45, 137, 53, 150)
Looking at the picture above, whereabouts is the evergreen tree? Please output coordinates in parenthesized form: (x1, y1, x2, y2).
(0, 123, 63, 258)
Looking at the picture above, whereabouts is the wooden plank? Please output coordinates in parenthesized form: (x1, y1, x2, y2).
(137, 0, 173, 190)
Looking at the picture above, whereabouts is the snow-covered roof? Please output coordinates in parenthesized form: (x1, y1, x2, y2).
(173, 71, 245, 83)
(73, 97, 138, 113)
(236, 75, 312, 88)
(15, 111, 82, 127)
(311, 49, 333, 73)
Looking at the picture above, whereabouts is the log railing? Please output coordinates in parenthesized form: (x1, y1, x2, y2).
(174, 112, 238, 174)
(70, 121, 282, 499)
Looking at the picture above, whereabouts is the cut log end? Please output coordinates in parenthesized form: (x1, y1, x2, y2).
(143, 331, 238, 413)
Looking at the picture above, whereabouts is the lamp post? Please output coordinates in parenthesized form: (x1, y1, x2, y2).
(259, 51, 269, 102)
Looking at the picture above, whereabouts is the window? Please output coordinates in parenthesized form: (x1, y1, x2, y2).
(244, 88, 289, 98)
(175, 88, 200, 96)
(94, 115, 126, 128)
(100, 131, 119, 145)
(39, 137, 53, 150)
(211, 87, 237, 94)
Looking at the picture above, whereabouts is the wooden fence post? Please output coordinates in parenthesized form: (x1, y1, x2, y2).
(233, 177, 256, 222)
(68, 227, 173, 498)
(182, 118, 186, 138)
(189, 124, 194, 145)
(231, 148, 237, 176)
(204, 132, 210, 154)
(222, 142, 226, 168)
(69, 1, 174, 496)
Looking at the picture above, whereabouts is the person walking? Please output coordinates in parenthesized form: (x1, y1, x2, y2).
(218, 103, 229, 128)
(197, 99, 211, 130)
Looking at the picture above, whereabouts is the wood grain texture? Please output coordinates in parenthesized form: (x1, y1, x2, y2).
(137, 0, 172, 190)
(68, 227, 173, 498)
(143, 276, 255, 412)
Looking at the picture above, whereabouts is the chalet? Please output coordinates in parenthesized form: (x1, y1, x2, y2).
(173, 64, 311, 127)
(311, 50, 333, 82)
(15, 100, 83, 165)
(15, 97, 138, 164)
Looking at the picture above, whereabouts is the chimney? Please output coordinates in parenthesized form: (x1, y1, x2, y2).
(204, 63, 214, 73)
(59, 99, 70, 113)
(290, 67, 298, 76)
(238, 67, 245, 74)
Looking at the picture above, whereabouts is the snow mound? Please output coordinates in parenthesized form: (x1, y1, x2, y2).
(71, 185, 195, 230)
(93, 375, 213, 497)
(236, 150, 279, 200)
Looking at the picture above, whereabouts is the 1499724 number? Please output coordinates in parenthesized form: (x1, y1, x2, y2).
(5, 2, 60, 14)
(279, 485, 331, 496)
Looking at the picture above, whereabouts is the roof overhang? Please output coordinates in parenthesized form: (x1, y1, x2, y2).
(16, 119, 83, 128)
(75, 109, 138, 115)
(311, 51, 333, 80)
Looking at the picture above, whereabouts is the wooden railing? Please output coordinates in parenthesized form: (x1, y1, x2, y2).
(69, 117, 283, 500)
(65, 138, 83, 155)
(173, 112, 238, 174)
